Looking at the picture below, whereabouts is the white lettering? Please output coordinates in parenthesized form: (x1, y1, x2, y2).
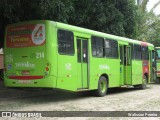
(36, 52, 44, 59)
(99, 64, 110, 70)
(15, 61, 35, 68)
(6, 54, 13, 62)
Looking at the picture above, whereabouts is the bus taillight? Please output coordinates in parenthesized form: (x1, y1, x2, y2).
(46, 67, 49, 71)
(44, 63, 50, 77)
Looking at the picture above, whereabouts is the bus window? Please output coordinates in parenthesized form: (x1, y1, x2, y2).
(91, 36, 104, 57)
(58, 29, 74, 55)
(156, 49, 160, 59)
(133, 45, 142, 60)
(120, 46, 123, 65)
(104, 39, 118, 58)
(142, 46, 149, 60)
(130, 44, 134, 59)
(127, 46, 131, 65)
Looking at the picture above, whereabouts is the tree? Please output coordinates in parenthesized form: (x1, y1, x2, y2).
(0, 0, 74, 48)
(135, 0, 160, 46)
(0, 0, 141, 47)
(69, 0, 137, 37)
(0, 0, 22, 48)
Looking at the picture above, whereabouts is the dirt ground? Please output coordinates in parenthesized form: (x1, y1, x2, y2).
(0, 81, 160, 120)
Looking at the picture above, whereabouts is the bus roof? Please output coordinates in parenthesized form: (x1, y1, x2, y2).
(55, 21, 154, 47)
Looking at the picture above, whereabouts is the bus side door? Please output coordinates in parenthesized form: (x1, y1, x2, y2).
(119, 45, 124, 85)
(124, 45, 132, 84)
(77, 38, 89, 89)
(150, 50, 157, 83)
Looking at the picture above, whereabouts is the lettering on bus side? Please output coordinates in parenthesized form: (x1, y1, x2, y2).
(99, 64, 110, 70)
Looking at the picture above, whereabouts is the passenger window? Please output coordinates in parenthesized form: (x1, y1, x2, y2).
(105, 39, 118, 58)
(142, 46, 149, 60)
(91, 36, 104, 57)
(58, 29, 74, 55)
(134, 45, 142, 60)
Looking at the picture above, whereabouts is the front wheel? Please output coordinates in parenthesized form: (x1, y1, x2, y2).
(96, 76, 108, 97)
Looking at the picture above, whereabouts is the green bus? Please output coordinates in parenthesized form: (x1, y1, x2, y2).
(4, 20, 156, 96)
(156, 47, 160, 82)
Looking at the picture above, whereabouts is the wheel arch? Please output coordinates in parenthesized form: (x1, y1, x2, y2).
(100, 73, 109, 87)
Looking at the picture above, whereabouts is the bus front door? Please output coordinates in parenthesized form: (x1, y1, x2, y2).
(77, 38, 88, 89)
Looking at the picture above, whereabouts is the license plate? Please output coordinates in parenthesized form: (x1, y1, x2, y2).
(21, 71, 30, 75)
(17, 80, 33, 84)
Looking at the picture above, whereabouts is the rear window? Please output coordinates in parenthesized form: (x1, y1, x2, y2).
(6, 24, 46, 48)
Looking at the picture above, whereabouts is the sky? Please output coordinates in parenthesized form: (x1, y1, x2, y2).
(147, 0, 160, 15)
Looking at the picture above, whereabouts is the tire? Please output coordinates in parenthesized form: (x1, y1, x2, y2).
(134, 85, 140, 88)
(0, 69, 3, 81)
(96, 76, 108, 97)
(156, 78, 160, 84)
(139, 75, 147, 89)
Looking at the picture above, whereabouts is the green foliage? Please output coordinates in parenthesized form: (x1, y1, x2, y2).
(1, 0, 155, 48)
(135, 0, 160, 46)
(69, 0, 137, 37)
(38, 0, 74, 22)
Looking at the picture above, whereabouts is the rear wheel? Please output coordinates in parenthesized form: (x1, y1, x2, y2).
(96, 76, 108, 97)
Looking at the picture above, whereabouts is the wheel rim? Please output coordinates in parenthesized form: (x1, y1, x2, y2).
(100, 80, 106, 93)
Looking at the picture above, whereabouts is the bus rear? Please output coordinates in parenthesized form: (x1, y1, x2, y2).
(4, 21, 56, 88)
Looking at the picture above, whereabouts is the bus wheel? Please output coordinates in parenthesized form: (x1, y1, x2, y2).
(140, 75, 147, 89)
(96, 76, 108, 97)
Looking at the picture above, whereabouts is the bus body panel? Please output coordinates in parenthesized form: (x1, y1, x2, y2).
(90, 58, 120, 88)
(132, 60, 143, 85)
(57, 54, 77, 91)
